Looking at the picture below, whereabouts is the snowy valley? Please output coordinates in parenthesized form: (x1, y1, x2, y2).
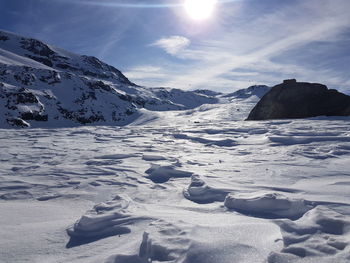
(1, 31, 350, 263)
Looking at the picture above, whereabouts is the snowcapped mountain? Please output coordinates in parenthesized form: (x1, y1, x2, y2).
(193, 89, 222, 97)
(0, 30, 218, 128)
(223, 85, 270, 100)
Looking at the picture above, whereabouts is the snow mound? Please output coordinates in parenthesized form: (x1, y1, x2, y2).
(66, 194, 151, 247)
(268, 135, 350, 146)
(269, 206, 350, 262)
(106, 220, 190, 263)
(0, 190, 33, 200)
(142, 154, 167, 161)
(145, 164, 193, 183)
(224, 192, 314, 219)
(95, 153, 139, 160)
(181, 224, 281, 263)
(183, 175, 231, 204)
(173, 133, 237, 147)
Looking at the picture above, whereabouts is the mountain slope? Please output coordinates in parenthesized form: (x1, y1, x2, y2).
(222, 85, 270, 100)
(0, 30, 218, 128)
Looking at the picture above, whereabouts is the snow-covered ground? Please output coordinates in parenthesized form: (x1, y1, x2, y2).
(1, 99, 350, 263)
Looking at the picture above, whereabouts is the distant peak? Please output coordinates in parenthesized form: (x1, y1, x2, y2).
(223, 85, 270, 99)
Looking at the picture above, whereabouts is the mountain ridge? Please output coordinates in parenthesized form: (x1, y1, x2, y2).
(0, 30, 222, 128)
(0, 30, 271, 128)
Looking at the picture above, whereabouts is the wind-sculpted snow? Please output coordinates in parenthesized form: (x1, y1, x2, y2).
(269, 206, 350, 262)
(183, 175, 231, 204)
(145, 164, 193, 183)
(1, 108, 350, 262)
(173, 133, 237, 147)
(66, 194, 152, 248)
(224, 192, 314, 219)
(268, 135, 350, 145)
(107, 220, 191, 263)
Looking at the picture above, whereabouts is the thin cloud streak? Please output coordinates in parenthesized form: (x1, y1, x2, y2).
(124, 65, 166, 79)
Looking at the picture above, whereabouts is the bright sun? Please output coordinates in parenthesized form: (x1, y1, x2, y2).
(184, 0, 217, 20)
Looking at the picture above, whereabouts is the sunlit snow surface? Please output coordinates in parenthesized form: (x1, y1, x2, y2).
(1, 101, 350, 263)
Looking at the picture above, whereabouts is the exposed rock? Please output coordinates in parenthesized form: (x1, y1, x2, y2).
(39, 71, 61, 84)
(0, 35, 9, 41)
(247, 79, 350, 120)
(87, 80, 113, 92)
(20, 112, 48, 122)
(20, 38, 55, 57)
(14, 71, 36, 86)
(56, 106, 106, 124)
(7, 118, 30, 127)
(5, 89, 39, 105)
(26, 55, 53, 67)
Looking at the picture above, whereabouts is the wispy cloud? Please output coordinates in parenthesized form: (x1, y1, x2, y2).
(124, 65, 164, 79)
(124, 65, 171, 87)
(151, 36, 191, 55)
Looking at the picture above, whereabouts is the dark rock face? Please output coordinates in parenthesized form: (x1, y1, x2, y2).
(0, 35, 9, 41)
(20, 38, 55, 57)
(20, 112, 48, 122)
(247, 79, 350, 120)
(7, 118, 30, 128)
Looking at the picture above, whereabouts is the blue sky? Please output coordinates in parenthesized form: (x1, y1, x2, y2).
(1, 0, 350, 92)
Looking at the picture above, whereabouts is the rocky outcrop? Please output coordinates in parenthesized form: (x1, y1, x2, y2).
(247, 79, 350, 120)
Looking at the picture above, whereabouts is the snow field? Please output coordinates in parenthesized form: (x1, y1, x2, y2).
(1, 105, 350, 262)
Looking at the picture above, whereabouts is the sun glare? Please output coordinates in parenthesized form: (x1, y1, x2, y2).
(184, 0, 217, 20)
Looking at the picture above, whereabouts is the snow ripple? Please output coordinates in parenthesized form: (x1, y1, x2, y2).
(269, 206, 350, 261)
(173, 133, 237, 147)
